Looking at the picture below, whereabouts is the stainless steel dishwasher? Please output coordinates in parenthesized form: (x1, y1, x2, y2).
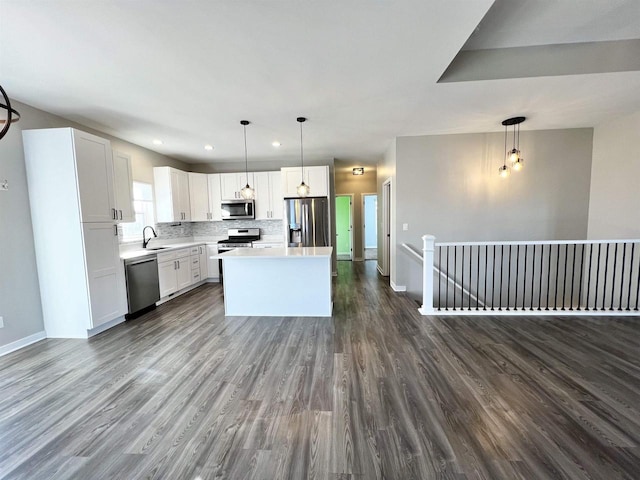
(124, 254, 161, 318)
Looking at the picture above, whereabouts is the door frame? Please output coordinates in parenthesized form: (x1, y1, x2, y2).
(380, 179, 391, 276)
(335, 194, 354, 260)
(361, 192, 377, 261)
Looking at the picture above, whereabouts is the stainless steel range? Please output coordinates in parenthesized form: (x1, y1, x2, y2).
(217, 228, 260, 281)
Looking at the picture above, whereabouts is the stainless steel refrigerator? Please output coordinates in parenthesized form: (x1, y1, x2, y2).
(285, 197, 330, 247)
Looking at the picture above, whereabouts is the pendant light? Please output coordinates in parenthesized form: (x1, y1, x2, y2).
(500, 116, 525, 177)
(498, 123, 510, 178)
(0, 84, 21, 141)
(296, 116, 310, 197)
(239, 120, 255, 200)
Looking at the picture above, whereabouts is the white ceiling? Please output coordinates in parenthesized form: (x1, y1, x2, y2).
(1, 0, 640, 165)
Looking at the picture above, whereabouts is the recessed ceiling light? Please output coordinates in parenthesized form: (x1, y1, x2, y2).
(272, 141, 281, 147)
(152, 139, 163, 145)
(204, 144, 214, 151)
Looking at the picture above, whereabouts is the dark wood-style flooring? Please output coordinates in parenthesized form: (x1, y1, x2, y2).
(1, 261, 639, 479)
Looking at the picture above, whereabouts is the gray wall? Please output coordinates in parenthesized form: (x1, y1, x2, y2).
(588, 110, 640, 239)
(0, 101, 187, 350)
(393, 128, 594, 298)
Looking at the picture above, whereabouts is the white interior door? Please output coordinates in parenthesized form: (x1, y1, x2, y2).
(382, 180, 391, 276)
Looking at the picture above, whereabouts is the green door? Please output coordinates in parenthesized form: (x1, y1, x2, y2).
(335, 196, 352, 258)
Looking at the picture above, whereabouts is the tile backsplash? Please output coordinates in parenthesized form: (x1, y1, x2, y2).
(152, 219, 283, 240)
(191, 219, 283, 237)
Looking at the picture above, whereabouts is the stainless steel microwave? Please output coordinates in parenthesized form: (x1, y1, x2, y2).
(221, 199, 255, 220)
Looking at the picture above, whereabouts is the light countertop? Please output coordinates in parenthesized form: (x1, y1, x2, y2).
(218, 246, 332, 259)
(120, 241, 213, 260)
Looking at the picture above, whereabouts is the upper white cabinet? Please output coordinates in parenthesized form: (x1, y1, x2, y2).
(220, 172, 254, 200)
(208, 174, 222, 221)
(154, 167, 191, 222)
(112, 150, 135, 223)
(254, 171, 283, 220)
(188, 172, 210, 222)
(73, 130, 116, 222)
(22, 127, 126, 338)
(281, 165, 329, 198)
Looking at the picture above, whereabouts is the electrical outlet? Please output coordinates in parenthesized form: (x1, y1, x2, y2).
(0, 316, 4, 328)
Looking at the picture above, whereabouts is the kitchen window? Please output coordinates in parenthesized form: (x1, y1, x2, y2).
(120, 182, 155, 242)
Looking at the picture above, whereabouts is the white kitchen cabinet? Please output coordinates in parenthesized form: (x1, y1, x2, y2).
(220, 172, 254, 200)
(198, 244, 209, 279)
(188, 172, 210, 222)
(112, 150, 135, 222)
(154, 167, 191, 222)
(176, 253, 192, 290)
(281, 166, 329, 198)
(158, 260, 178, 298)
(157, 248, 192, 298)
(254, 171, 283, 220)
(208, 174, 222, 221)
(82, 223, 125, 327)
(73, 130, 116, 222)
(22, 127, 126, 339)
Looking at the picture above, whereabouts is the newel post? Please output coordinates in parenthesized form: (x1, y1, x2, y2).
(420, 234, 436, 315)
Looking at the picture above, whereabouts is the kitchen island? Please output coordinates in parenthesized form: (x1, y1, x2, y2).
(218, 247, 333, 317)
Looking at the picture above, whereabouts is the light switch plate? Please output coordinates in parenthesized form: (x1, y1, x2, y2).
(403, 223, 409, 231)
(0, 316, 4, 328)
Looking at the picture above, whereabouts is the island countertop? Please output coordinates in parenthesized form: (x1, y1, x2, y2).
(217, 246, 333, 259)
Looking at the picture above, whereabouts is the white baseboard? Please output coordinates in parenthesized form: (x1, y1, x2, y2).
(157, 280, 207, 306)
(377, 264, 384, 275)
(354, 257, 364, 262)
(0, 330, 47, 357)
(87, 316, 126, 337)
(390, 281, 406, 292)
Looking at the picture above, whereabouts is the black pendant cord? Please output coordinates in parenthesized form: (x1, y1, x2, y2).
(243, 124, 249, 178)
(298, 117, 305, 183)
(503, 125, 507, 167)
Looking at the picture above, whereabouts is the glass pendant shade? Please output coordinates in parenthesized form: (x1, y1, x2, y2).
(512, 158, 524, 171)
(498, 164, 510, 178)
(508, 148, 520, 164)
(240, 184, 255, 199)
(297, 181, 310, 197)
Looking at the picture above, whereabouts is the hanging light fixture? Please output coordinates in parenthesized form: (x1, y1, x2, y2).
(501, 116, 525, 176)
(239, 120, 255, 200)
(296, 117, 310, 197)
(0, 84, 21, 141)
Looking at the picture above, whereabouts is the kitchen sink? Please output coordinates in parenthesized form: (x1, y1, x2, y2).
(146, 247, 169, 250)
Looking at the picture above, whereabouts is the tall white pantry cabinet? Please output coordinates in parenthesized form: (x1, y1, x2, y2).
(23, 128, 127, 338)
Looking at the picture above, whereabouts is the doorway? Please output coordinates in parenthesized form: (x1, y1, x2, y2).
(380, 179, 391, 276)
(335, 195, 353, 261)
(362, 194, 378, 260)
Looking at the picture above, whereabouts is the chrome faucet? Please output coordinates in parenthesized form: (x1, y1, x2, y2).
(142, 226, 158, 249)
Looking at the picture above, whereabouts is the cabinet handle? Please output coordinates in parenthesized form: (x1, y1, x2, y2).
(174, 260, 177, 270)
(119, 210, 123, 220)
(114, 225, 118, 236)
(177, 260, 180, 269)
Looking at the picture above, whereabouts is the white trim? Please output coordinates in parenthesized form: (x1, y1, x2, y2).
(0, 331, 47, 357)
(353, 257, 364, 262)
(420, 308, 640, 317)
(157, 280, 206, 305)
(381, 178, 391, 277)
(87, 316, 126, 337)
(435, 239, 640, 247)
(390, 280, 406, 292)
(377, 264, 384, 275)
